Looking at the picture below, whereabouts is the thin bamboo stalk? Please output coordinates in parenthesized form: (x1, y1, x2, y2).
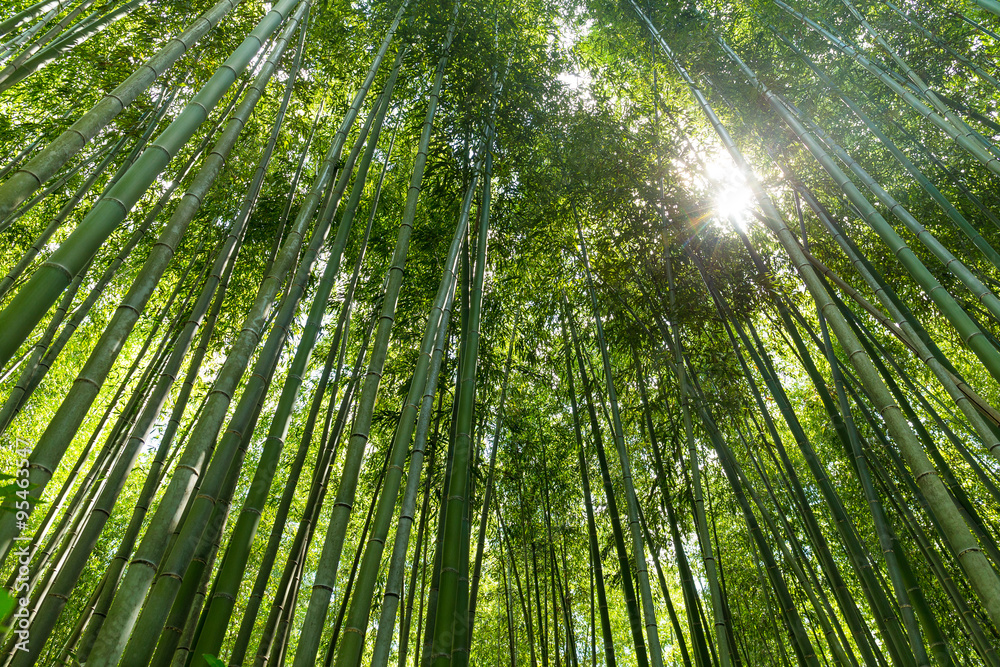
(0, 0, 304, 368)
(0, 0, 250, 219)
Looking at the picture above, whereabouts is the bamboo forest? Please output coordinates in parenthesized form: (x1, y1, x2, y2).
(9, 0, 1000, 665)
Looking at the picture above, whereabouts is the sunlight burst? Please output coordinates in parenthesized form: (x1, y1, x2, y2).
(705, 152, 755, 228)
(672, 147, 758, 232)
(713, 179, 755, 227)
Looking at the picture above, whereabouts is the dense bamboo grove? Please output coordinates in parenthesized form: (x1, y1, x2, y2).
(3, 0, 1000, 663)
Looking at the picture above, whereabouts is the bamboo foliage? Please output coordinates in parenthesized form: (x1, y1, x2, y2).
(4, 0, 1000, 664)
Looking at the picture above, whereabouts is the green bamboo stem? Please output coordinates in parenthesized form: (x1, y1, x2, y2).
(71, 368, 205, 653)
(740, 441, 845, 663)
(84, 13, 409, 667)
(3, 407, 150, 659)
(0, 0, 69, 41)
(773, 0, 1000, 178)
(635, 0, 1000, 640)
(342, 131, 474, 667)
(158, 355, 278, 665)
(223, 121, 397, 667)
(0, 0, 303, 369)
(383, 316, 456, 667)
(0, 125, 210, 432)
(970, 0, 1000, 18)
(787, 98, 1000, 325)
(1, 231, 204, 558)
(702, 446, 742, 667)
(636, 502, 694, 667)
(566, 304, 650, 667)
(265, 89, 327, 271)
(766, 24, 1000, 275)
(839, 305, 984, 662)
(0, 125, 123, 235)
(0, 126, 54, 181)
(0, 0, 306, 562)
(685, 367, 821, 666)
(0, 0, 145, 90)
(149, 470, 235, 667)
(774, 295, 958, 658)
(124, 240, 306, 661)
(796, 190, 1000, 651)
(246, 306, 377, 666)
(160, 519, 223, 667)
(11, 213, 248, 662)
(263, 550, 308, 667)
(531, 539, 547, 667)
(73, 218, 241, 663)
(540, 478, 567, 667)
(879, 454, 1000, 665)
(847, 307, 1000, 562)
(424, 84, 501, 667)
(839, 0, 1000, 160)
(52, 575, 106, 666)
(413, 482, 434, 667)
(1, 0, 117, 73)
(368, 255, 458, 666)
(627, 24, 738, 662)
(12, 310, 180, 600)
(881, 113, 1000, 235)
(326, 439, 396, 663)
(421, 411, 453, 667)
(396, 434, 437, 667)
(749, 330, 908, 664)
(712, 362, 864, 667)
(3, 307, 189, 654)
(560, 498, 579, 667)
(0, 114, 225, 427)
(839, 373, 966, 660)
(0, 130, 132, 283)
(502, 541, 516, 667)
(692, 23, 1000, 629)
(0, 0, 100, 86)
(499, 510, 537, 667)
(186, 21, 402, 663)
(735, 424, 856, 665)
(21, 283, 195, 582)
(452, 306, 478, 667)
(237, 135, 390, 651)
(222, 310, 346, 664)
(113, 40, 374, 667)
(630, 349, 704, 667)
(400, 422, 436, 667)
(562, 310, 617, 667)
(787, 184, 1000, 464)
(705, 239, 906, 666)
(0, 0, 249, 219)
(468, 319, 516, 641)
(714, 34, 1000, 390)
(885, 1, 1000, 92)
(291, 8, 456, 663)
(0, 261, 90, 433)
(793, 130, 1000, 630)
(625, 280, 717, 667)
(420, 203, 469, 667)
(573, 210, 664, 667)
(0, 1, 58, 59)
(949, 2, 1000, 37)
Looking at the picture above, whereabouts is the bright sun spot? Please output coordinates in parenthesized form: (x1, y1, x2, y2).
(704, 151, 755, 229)
(713, 180, 755, 227)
